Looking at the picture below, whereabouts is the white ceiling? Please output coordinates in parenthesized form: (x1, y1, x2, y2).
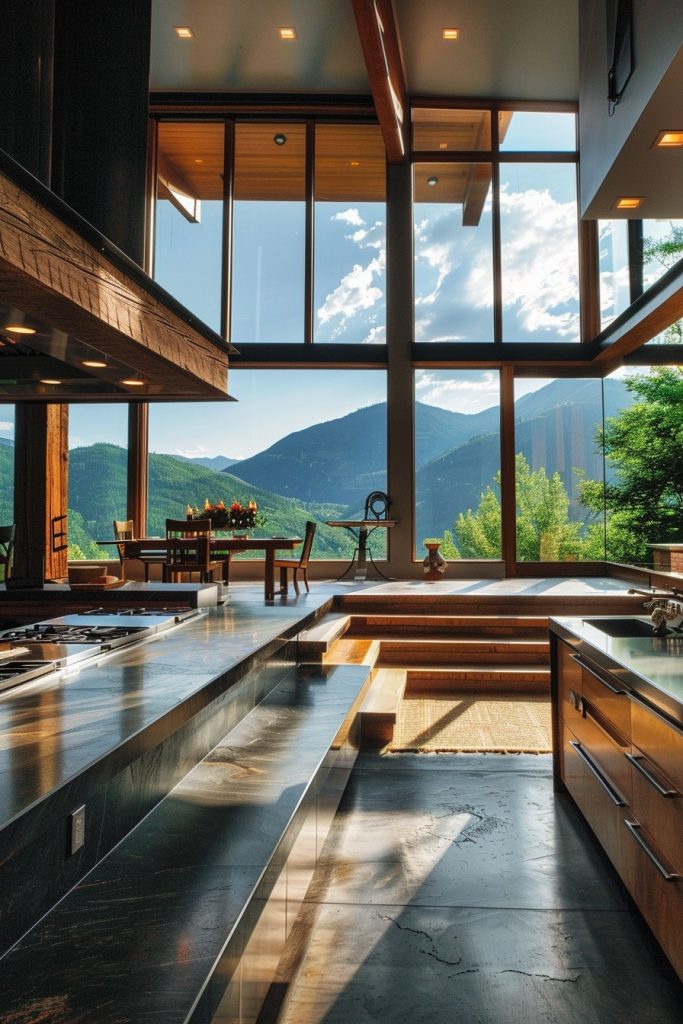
(150, 0, 579, 100)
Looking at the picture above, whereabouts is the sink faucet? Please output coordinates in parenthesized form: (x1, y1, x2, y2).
(643, 597, 683, 636)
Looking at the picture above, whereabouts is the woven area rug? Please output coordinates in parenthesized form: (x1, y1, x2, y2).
(390, 691, 552, 753)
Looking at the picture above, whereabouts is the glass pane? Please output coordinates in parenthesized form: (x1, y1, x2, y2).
(154, 122, 225, 332)
(599, 219, 630, 329)
(414, 163, 494, 342)
(642, 218, 683, 289)
(601, 367, 683, 567)
(232, 123, 306, 343)
(314, 124, 386, 344)
(412, 108, 492, 151)
(513, 379, 605, 562)
(501, 163, 579, 342)
(415, 370, 501, 558)
(68, 405, 128, 560)
(0, 405, 14, 577)
(499, 111, 576, 150)
(148, 369, 387, 560)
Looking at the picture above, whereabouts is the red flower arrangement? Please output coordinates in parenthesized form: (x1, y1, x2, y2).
(186, 499, 263, 531)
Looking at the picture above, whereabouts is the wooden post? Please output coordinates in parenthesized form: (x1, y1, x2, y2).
(13, 403, 69, 581)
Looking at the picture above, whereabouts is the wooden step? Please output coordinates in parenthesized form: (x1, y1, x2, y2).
(335, 594, 644, 617)
(347, 613, 550, 637)
(406, 664, 551, 694)
(297, 612, 350, 659)
(359, 667, 407, 749)
(377, 637, 549, 665)
(324, 636, 381, 666)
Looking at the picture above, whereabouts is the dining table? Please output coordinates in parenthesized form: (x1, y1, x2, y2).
(97, 536, 303, 601)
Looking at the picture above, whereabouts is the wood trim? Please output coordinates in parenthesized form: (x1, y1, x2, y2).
(0, 166, 230, 398)
(500, 366, 516, 575)
(579, 219, 600, 342)
(352, 0, 407, 163)
(128, 403, 149, 539)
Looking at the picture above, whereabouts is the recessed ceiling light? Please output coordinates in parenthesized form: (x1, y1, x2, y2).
(174, 26, 194, 39)
(194, 158, 204, 164)
(442, 28, 459, 40)
(278, 26, 297, 40)
(40, 379, 62, 385)
(427, 175, 439, 186)
(5, 324, 36, 334)
(273, 132, 287, 146)
(654, 130, 683, 148)
(121, 379, 145, 386)
(439, 142, 448, 150)
(615, 196, 644, 209)
(350, 160, 360, 167)
(82, 360, 107, 368)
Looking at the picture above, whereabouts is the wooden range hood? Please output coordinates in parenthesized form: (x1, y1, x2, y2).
(0, 149, 234, 402)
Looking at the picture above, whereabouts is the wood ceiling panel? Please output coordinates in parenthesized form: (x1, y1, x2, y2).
(412, 108, 492, 151)
(157, 122, 225, 201)
(315, 124, 386, 201)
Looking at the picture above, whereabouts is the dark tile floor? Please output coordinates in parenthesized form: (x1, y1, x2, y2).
(272, 753, 682, 1024)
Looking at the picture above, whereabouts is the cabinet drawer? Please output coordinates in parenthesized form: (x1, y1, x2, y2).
(629, 753, 683, 873)
(621, 816, 683, 982)
(631, 697, 683, 794)
(561, 721, 628, 874)
(558, 640, 582, 709)
(563, 690, 631, 806)
(575, 652, 631, 739)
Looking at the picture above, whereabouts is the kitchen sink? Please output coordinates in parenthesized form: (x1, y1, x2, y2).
(582, 617, 660, 638)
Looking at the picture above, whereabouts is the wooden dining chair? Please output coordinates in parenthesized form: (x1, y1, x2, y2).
(0, 524, 15, 581)
(274, 521, 316, 595)
(113, 519, 166, 582)
(163, 518, 223, 583)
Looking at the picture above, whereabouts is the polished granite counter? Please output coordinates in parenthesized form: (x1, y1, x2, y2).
(550, 615, 683, 726)
(0, 587, 335, 958)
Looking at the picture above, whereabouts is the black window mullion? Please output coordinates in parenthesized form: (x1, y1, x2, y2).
(491, 111, 503, 344)
(222, 118, 235, 343)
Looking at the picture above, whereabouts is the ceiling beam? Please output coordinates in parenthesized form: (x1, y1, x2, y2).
(0, 163, 231, 399)
(351, 0, 408, 163)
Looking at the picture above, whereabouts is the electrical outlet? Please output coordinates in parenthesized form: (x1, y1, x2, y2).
(69, 805, 86, 855)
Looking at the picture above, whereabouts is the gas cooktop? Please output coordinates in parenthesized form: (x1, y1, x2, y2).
(0, 606, 201, 695)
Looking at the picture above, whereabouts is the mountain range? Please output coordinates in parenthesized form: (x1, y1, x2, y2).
(0, 377, 634, 559)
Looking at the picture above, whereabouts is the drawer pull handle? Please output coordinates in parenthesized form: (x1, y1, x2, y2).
(569, 741, 626, 806)
(625, 753, 678, 797)
(624, 820, 679, 881)
(570, 654, 624, 694)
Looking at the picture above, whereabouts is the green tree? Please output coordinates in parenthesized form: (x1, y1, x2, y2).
(580, 367, 683, 564)
(642, 224, 683, 343)
(444, 454, 597, 561)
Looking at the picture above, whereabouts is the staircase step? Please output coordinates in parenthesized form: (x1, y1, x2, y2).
(324, 636, 381, 666)
(297, 612, 350, 658)
(347, 613, 549, 637)
(406, 664, 551, 693)
(378, 638, 549, 665)
(359, 667, 407, 749)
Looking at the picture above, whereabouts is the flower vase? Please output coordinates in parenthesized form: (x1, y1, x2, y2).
(423, 541, 446, 581)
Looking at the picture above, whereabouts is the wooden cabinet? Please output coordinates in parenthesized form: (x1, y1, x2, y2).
(554, 638, 683, 981)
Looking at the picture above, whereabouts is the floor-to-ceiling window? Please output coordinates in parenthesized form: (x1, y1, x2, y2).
(68, 405, 128, 559)
(147, 369, 387, 561)
(414, 370, 501, 557)
(0, 405, 14, 577)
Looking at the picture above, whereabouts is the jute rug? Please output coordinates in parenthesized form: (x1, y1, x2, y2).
(389, 691, 552, 753)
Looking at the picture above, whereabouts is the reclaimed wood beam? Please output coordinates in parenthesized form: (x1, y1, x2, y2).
(352, 0, 408, 163)
(0, 166, 230, 398)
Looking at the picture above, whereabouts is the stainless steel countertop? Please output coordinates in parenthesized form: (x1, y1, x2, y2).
(550, 615, 683, 728)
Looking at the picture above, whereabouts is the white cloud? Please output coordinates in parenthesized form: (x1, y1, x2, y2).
(414, 185, 580, 342)
(415, 371, 500, 414)
(333, 208, 364, 226)
(317, 254, 385, 333)
(0, 420, 13, 436)
(362, 324, 386, 345)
